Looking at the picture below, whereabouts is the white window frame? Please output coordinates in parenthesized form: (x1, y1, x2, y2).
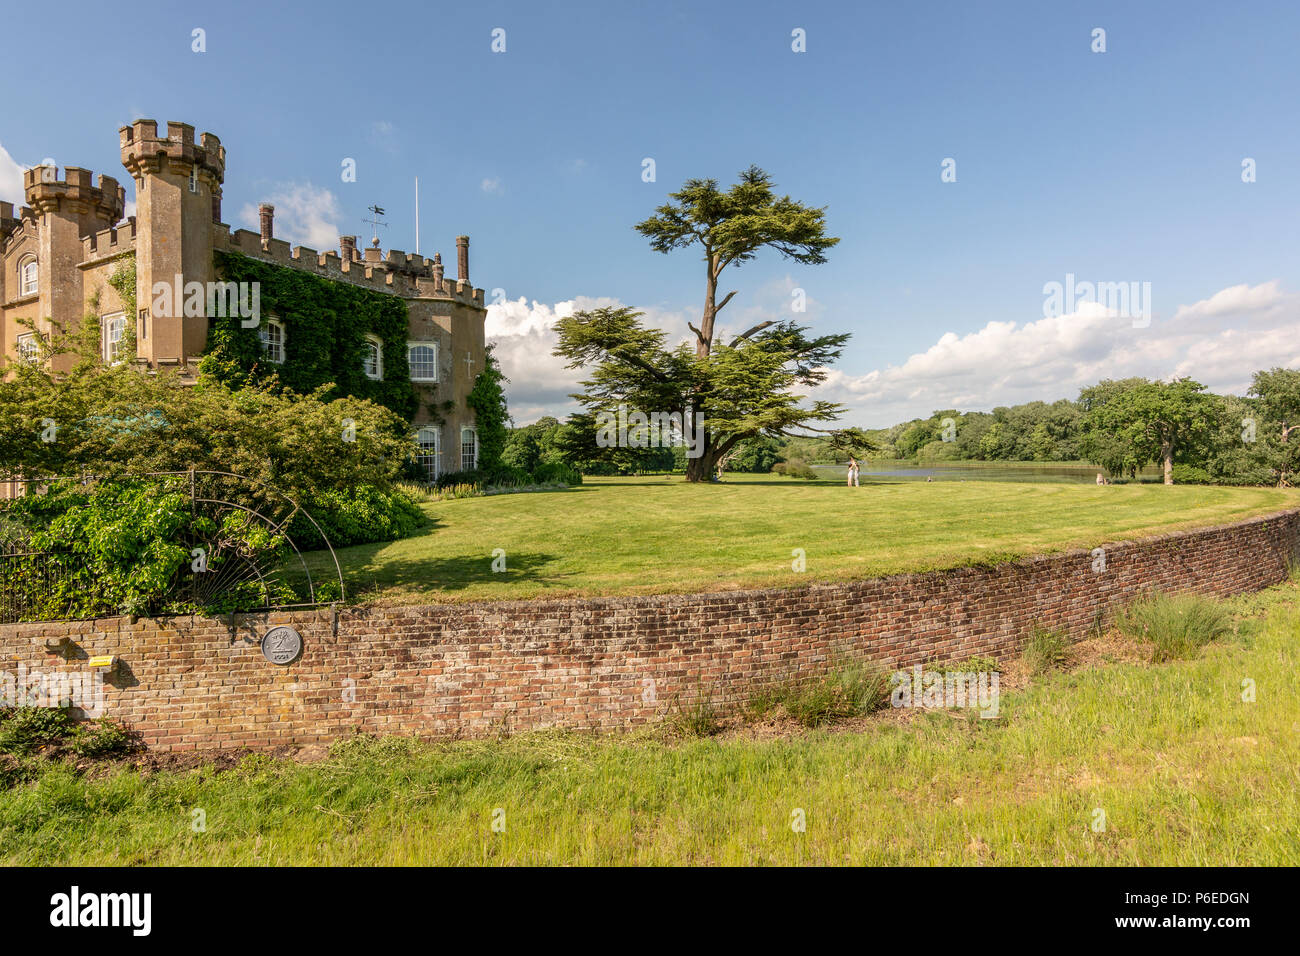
(407, 341, 438, 383)
(415, 426, 441, 482)
(101, 312, 126, 364)
(363, 335, 383, 380)
(19, 257, 38, 296)
(16, 332, 38, 364)
(461, 426, 478, 471)
(188, 166, 199, 193)
(260, 318, 286, 364)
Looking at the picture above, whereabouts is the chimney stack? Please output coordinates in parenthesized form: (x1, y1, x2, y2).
(432, 252, 443, 286)
(340, 235, 357, 261)
(258, 203, 275, 248)
(456, 235, 469, 285)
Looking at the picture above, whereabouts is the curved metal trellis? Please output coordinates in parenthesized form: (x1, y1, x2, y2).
(0, 470, 345, 622)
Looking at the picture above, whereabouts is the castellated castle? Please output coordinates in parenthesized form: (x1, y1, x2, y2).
(0, 120, 487, 480)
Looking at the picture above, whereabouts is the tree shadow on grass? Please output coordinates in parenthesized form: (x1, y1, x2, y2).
(340, 550, 569, 602)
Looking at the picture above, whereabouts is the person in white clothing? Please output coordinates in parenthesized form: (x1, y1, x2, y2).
(847, 456, 860, 487)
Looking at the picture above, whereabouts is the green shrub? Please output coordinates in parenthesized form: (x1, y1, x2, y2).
(1, 478, 294, 618)
(68, 719, 133, 758)
(1021, 626, 1069, 675)
(772, 458, 819, 480)
(1114, 592, 1233, 662)
(531, 462, 583, 486)
(0, 707, 76, 756)
(292, 484, 425, 549)
(1171, 464, 1214, 485)
(435, 469, 484, 490)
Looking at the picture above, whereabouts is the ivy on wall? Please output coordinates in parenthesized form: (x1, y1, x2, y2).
(201, 251, 417, 419)
(107, 255, 137, 359)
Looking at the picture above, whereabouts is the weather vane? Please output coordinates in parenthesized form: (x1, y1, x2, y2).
(363, 204, 387, 248)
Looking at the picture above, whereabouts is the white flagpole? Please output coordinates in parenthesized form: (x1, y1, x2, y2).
(414, 177, 420, 255)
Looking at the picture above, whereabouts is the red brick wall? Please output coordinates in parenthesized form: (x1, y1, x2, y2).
(3, 510, 1297, 751)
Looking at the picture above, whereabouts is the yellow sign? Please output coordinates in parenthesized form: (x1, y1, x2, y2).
(88, 655, 116, 668)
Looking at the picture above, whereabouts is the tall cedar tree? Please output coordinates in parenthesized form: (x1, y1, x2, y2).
(555, 166, 871, 481)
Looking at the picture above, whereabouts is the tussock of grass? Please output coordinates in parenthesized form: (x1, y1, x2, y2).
(670, 694, 722, 738)
(1114, 592, 1234, 662)
(748, 664, 890, 727)
(1021, 627, 1069, 676)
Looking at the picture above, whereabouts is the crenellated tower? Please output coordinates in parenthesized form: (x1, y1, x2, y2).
(22, 165, 125, 372)
(119, 120, 225, 367)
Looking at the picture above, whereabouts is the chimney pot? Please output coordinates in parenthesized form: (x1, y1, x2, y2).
(456, 235, 469, 285)
(259, 203, 275, 248)
(340, 235, 357, 261)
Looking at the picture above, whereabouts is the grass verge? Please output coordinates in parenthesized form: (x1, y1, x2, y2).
(2, 578, 1298, 865)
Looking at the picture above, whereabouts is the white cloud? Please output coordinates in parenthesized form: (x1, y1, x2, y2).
(487, 295, 699, 424)
(480, 177, 503, 195)
(491, 280, 1300, 429)
(813, 281, 1300, 426)
(239, 182, 343, 251)
(1171, 280, 1286, 322)
(0, 142, 24, 204)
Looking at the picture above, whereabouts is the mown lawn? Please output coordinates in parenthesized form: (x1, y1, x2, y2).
(307, 475, 1300, 605)
(2, 577, 1297, 865)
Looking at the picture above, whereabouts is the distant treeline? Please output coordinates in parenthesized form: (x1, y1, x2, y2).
(506, 368, 1300, 486)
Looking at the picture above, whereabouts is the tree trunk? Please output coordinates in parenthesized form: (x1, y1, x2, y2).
(1162, 441, 1174, 485)
(685, 440, 717, 482)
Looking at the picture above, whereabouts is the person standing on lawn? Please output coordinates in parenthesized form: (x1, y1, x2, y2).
(847, 456, 860, 487)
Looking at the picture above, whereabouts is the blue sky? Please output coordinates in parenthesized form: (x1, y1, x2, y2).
(3, 0, 1298, 425)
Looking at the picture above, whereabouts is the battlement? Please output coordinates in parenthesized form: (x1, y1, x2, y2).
(81, 217, 137, 260)
(120, 119, 226, 184)
(214, 225, 485, 307)
(23, 165, 125, 224)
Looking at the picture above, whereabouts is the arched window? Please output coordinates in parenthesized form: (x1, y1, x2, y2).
(260, 318, 286, 363)
(415, 426, 441, 482)
(408, 342, 438, 382)
(19, 257, 38, 296)
(460, 426, 478, 471)
(101, 313, 126, 364)
(363, 336, 383, 380)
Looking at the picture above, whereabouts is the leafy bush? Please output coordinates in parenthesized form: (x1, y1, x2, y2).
(68, 719, 133, 758)
(1115, 592, 1233, 662)
(291, 484, 425, 549)
(1170, 464, 1214, 485)
(530, 462, 583, 486)
(1021, 626, 1069, 675)
(0, 707, 76, 756)
(435, 469, 483, 490)
(772, 458, 819, 480)
(0, 708, 133, 760)
(0, 478, 294, 618)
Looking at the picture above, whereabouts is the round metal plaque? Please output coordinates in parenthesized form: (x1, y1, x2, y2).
(261, 625, 303, 665)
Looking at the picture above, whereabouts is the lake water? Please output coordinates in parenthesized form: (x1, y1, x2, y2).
(816, 461, 1163, 484)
